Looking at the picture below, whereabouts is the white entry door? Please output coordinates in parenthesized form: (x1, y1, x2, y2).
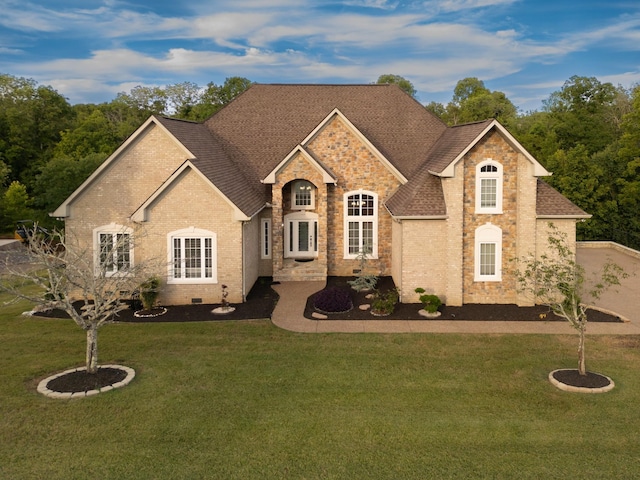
(285, 212, 318, 259)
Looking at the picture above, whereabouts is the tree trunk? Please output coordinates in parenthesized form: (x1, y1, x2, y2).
(86, 326, 98, 374)
(578, 324, 586, 376)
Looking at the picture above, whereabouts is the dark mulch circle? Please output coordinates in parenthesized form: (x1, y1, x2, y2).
(46, 367, 127, 394)
(304, 276, 623, 322)
(551, 369, 612, 389)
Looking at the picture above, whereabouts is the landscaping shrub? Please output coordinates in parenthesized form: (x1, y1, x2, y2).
(139, 276, 160, 311)
(314, 287, 353, 314)
(415, 288, 442, 313)
(371, 288, 399, 316)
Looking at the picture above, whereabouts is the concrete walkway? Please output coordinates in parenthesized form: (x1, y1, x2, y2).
(271, 243, 640, 335)
(0, 239, 19, 250)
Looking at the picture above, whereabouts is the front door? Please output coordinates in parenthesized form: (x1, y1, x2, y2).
(284, 212, 318, 259)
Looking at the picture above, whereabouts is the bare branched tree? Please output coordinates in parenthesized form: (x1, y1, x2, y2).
(513, 223, 628, 376)
(1, 225, 161, 374)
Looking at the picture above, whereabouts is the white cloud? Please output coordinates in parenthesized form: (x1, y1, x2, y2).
(0, 46, 24, 55)
(433, 0, 516, 13)
(343, 0, 400, 9)
(1, 0, 637, 109)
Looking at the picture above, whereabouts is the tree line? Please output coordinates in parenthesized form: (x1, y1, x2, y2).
(1, 73, 638, 249)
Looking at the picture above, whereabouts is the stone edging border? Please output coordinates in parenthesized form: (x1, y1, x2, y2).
(548, 369, 615, 393)
(134, 307, 168, 318)
(37, 364, 135, 399)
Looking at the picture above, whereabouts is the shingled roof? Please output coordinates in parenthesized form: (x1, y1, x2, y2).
(536, 179, 590, 218)
(152, 86, 588, 221)
(155, 116, 267, 217)
(204, 84, 448, 184)
(424, 120, 494, 174)
(385, 160, 447, 218)
(386, 120, 495, 217)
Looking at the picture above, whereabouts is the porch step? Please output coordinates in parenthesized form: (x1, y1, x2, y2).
(273, 259, 327, 283)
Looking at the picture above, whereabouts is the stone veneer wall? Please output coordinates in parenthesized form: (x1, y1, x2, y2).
(462, 131, 524, 304)
(305, 116, 401, 277)
(270, 152, 328, 277)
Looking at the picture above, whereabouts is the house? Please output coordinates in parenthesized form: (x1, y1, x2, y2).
(53, 84, 589, 306)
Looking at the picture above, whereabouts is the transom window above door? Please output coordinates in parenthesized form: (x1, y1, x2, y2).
(292, 180, 315, 210)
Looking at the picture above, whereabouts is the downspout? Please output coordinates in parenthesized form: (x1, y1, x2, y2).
(242, 220, 247, 302)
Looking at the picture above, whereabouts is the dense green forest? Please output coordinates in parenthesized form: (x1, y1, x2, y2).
(1, 73, 638, 249)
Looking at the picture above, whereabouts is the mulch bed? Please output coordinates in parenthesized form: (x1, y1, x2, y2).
(551, 369, 612, 389)
(34, 277, 280, 323)
(34, 276, 621, 323)
(304, 277, 622, 322)
(46, 367, 127, 394)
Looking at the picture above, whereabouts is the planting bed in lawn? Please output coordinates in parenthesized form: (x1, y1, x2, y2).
(2, 294, 640, 479)
(304, 277, 623, 322)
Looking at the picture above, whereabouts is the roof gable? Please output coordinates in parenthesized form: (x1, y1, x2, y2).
(52, 116, 192, 218)
(264, 108, 407, 185)
(263, 145, 337, 184)
(429, 120, 550, 178)
(131, 161, 251, 222)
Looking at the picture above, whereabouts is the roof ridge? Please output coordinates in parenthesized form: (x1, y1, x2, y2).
(157, 115, 201, 125)
(451, 119, 494, 128)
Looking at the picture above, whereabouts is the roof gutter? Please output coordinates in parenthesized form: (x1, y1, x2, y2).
(391, 215, 448, 221)
(537, 214, 592, 219)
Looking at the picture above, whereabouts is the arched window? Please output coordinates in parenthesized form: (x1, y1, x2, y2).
(167, 227, 217, 284)
(474, 223, 502, 282)
(344, 190, 378, 259)
(475, 160, 503, 214)
(93, 224, 133, 276)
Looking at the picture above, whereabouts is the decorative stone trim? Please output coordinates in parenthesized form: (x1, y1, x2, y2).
(548, 369, 615, 393)
(134, 307, 167, 318)
(212, 306, 236, 315)
(37, 364, 135, 399)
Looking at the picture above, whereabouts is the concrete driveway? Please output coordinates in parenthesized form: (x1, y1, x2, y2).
(577, 242, 640, 324)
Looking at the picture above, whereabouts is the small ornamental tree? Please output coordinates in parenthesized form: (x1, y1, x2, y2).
(513, 223, 627, 376)
(1, 225, 159, 374)
(347, 246, 378, 292)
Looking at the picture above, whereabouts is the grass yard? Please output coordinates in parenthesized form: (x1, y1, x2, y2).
(1, 295, 640, 479)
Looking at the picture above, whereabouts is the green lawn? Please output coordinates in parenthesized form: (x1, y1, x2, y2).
(2, 296, 640, 479)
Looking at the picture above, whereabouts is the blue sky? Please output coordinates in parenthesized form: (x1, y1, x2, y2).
(1, 0, 638, 111)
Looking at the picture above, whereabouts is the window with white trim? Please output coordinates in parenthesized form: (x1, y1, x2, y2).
(344, 190, 378, 259)
(261, 218, 271, 259)
(292, 180, 315, 210)
(475, 160, 503, 214)
(474, 224, 502, 282)
(94, 225, 133, 276)
(168, 228, 217, 284)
